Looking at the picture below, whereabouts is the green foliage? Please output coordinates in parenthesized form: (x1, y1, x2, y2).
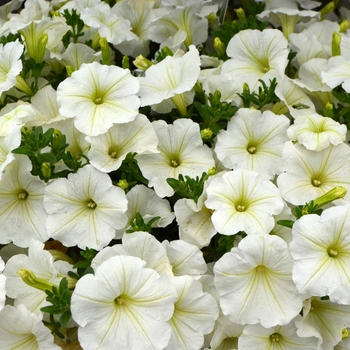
(0, 32, 22, 45)
(238, 78, 280, 109)
(193, 90, 238, 142)
(155, 46, 174, 63)
(126, 212, 161, 233)
(213, 4, 267, 53)
(62, 9, 85, 48)
(167, 171, 211, 203)
(12, 126, 89, 182)
(67, 247, 96, 282)
(41, 278, 72, 334)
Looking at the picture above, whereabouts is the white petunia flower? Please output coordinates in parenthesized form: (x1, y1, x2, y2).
(81, 3, 137, 46)
(322, 56, 350, 93)
(287, 113, 347, 151)
(136, 118, 214, 198)
(290, 204, 350, 304)
(162, 239, 208, 277)
(296, 297, 350, 350)
(214, 234, 302, 328)
(91, 231, 173, 277)
(239, 315, 319, 350)
(0, 257, 5, 312)
(0, 155, 48, 246)
(3, 239, 68, 314)
(214, 108, 290, 179)
(205, 169, 284, 235)
(0, 304, 60, 349)
(166, 275, 218, 350)
(57, 61, 140, 136)
(44, 164, 128, 250)
(137, 45, 201, 116)
(71, 255, 177, 350)
(222, 29, 289, 92)
(277, 142, 350, 205)
(115, 184, 175, 238)
(88, 114, 158, 173)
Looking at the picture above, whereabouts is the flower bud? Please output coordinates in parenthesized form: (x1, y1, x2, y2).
(313, 186, 347, 208)
(99, 37, 110, 65)
(332, 31, 341, 56)
(133, 54, 154, 70)
(213, 37, 226, 58)
(18, 268, 57, 292)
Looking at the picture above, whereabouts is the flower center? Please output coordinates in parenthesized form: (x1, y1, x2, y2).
(87, 200, 97, 209)
(312, 179, 322, 187)
(236, 204, 245, 212)
(222, 337, 238, 349)
(94, 96, 103, 105)
(247, 146, 256, 154)
(170, 158, 180, 167)
(270, 333, 281, 343)
(256, 265, 265, 272)
(328, 247, 339, 258)
(18, 189, 29, 200)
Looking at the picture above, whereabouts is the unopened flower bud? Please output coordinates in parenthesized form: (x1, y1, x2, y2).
(313, 186, 347, 208)
(332, 32, 341, 56)
(41, 162, 52, 181)
(117, 179, 129, 190)
(133, 55, 154, 70)
(201, 128, 213, 139)
(122, 55, 130, 69)
(66, 65, 74, 77)
(320, 2, 334, 19)
(340, 19, 350, 33)
(234, 8, 246, 22)
(213, 37, 226, 58)
(18, 268, 57, 292)
(35, 32, 48, 63)
(99, 37, 110, 65)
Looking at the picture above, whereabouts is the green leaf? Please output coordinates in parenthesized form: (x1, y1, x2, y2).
(36, 152, 58, 164)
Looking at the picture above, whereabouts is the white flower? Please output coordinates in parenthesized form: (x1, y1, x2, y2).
(290, 204, 350, 304)
(91, 231, 173, 277)
(0, 155, 48, 247)
(287, 113, 347, 151)
(88, 114, 158, 173)
(205, 169, 284, 235)
(322, 56, 350, 93)
(0, 257, 5, 312)
(277, 142, 350, 205)
(115, 184, 175, 238)
(214, 234, 302, 328)
(239, 315, 319, 349)
(3, 240, 67, 314)
(296, 297, 350, 350)
(136, 118, 214, 198)
(137, 45, 201, 116)
(222, 29, 289, 92)
(0, 40, 24, 95)
(0, 304, 60, 349)
(57, 61, 140, 136)
(214, 108, 290, 179)
(44, 165, 128, 250)
(166, 275, 218, 350)
(71, 255, 177, 350)
(162, 239, 207, 277)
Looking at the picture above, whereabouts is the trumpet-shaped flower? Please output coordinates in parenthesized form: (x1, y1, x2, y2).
(287, 113, 347, 151)
(221, 29, 289, 92)
(214, 234, 302, 328)
(0, 40, 24, 94)
(88, 114, 158, 173)
(205, 169, 284, 235)
(214, 108, 290, 179)
(296, 297, 350, 350)
(0, 155, 48, 246)
(4, 239, 69, 314)
(137, 45, 201, 116)
(112, 0, 155, 57)
(166, 275, 218, 350)
(277, 142, 350, 205)
(71, 255, 177, 350)
(290, 205, 350, 304)
(81, 3, 137, 46)
(322, 56, 350, 93)
(148, 4, 208, 50)
(136, 118, 214, 198)
(114, 184, 175, 238)
(92, 231, 173, 277)
(57, 61, 140, 136)
(44, 165, 128, 250)
(239, 315, 319, 350)
(0, 304, 60, 349)
(0, 257, 5, 311)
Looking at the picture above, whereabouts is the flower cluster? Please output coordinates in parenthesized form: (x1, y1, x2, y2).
(1, 0, 350, 349)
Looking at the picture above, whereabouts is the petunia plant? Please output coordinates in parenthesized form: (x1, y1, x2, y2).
(1, 0, 350, 349)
